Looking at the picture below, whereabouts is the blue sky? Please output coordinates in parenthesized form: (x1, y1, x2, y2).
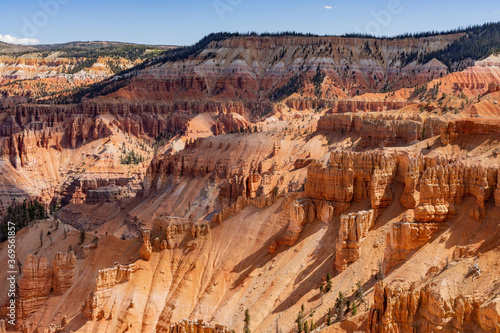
(0, 0, 499, 45)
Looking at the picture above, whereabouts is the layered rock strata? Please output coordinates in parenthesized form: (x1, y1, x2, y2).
(18, 252, 76, 318)
(18, 255, 53, 318)
(415, 162, 498, 222)
(52, 252, 77, 295)
(140, 230, 153, 261)
(317, 113, 446, 148)
(83, 264, 135, 320)
(305, 150, 397, 209)
(441, 118, 500, 145)
(282, 199, 316, 246)
(383, 222, 441, 272)
(335, 209, 376, 272)
(367, 281, 500, 333)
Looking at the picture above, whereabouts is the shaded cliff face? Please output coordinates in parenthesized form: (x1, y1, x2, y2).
(0, 32, 499, 333)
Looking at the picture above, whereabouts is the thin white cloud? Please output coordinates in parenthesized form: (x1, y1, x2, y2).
(494, 10, 500, 13)
(0, 34, 39, 45)
(324, 5, 333, 9)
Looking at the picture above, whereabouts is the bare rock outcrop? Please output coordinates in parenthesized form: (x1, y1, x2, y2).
(83, 264, 134, 320)
(441, 118, 500, 145)
(398, 153, 460, 210)
(212, 112, 250, 135)
(415, 163, 497, 222)
(212, 170, 283, 224)
(18, 252, 77, 319)
(317, 113, 444, 148)
(335, 209, 376, 272)
(0, 129, 53, 169)
(62, 176, 141, 206)
(66, 116, 113, 149)
(478, 297, 500, 332)
(333, 100, 411, 113)
(305, 158, 355, 203)
(85, 185, 140, 204)
(305, 151, 397, 209)
(313, 200, 350, 223)
(144, 137, 272, 200)
(52, 252, 76, 295)
(18, 255, 53, 317)
(294, 158, 313, 169)
(140, 230, 153, 261)
(143, 219, 211, 252)
(367, 281, 421, 333)
(383, 222, 441, 272)
(371, 163, 397, 209)
(272, 198, 349, 251)
(160, 319, 232, 333)
(400, 156, 422, 208)
(282, 199, 316, 246)
(488, 81, 499, 93)
(368, 281, 500, 333)
(190, 223, 209, 239)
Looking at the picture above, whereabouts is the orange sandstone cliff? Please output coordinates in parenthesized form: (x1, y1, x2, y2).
(0, 33, 499, 333)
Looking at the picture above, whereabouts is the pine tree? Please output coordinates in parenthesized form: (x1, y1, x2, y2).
(334, 292, 346, 321)
(355, 281, 365, 307)
(244, 309, 251, 333)
(351, 302, 357, 316)
(296, 304, 305, 332)
(326, 273, 332, 292)
(326, 308, 332, 326)
(313, 65, 326, 98)
(309, 310, 315, 330)
(79, 230, 86, 245)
